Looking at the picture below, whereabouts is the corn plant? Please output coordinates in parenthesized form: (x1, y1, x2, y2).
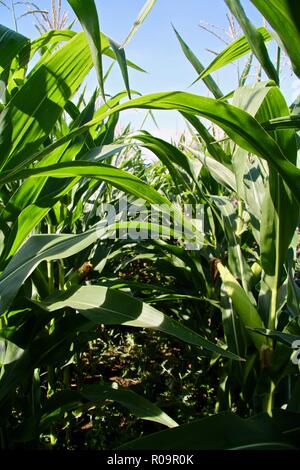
(0, 0, 237, 449)
(0, 0, 300, 450)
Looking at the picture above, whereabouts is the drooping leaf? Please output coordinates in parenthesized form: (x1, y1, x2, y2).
(182, 113, 230, 165)
(186, 148, 236, 192)
(41, 382, 178, 429)
(109, 38, 131, 99)
(0, 225, 104, 314)
(251, 0, 300, 78)
(248, 328, 300, 346)
(119, 411, 298, 450)
(193, 26, 271, 83)
(4, 91, 300, 208)
(7, 161, 172, 206)
(38, 284, 242, 360)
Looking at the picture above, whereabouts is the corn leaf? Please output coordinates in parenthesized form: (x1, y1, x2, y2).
(122, 0, 157, 48)
(67, 0, 105, 99)
(251, 0, 300, 78)
(38, 285, 242, 360)
(225, 0, 278, 83)
(248, 328, 300, 346)
(5, 91, 300, 207)
(194, 26, 271, 83)
(0, 24, 29, 72)
(217, 261, 265, 350)
(173, 25, 223, 99)
(119, 411, 298, 450)
(0, 32, 94, 172)
(41, 383, 178, 428)
(109, 38, 131, 99)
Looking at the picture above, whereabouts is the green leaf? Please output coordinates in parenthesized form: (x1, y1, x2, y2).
(122, 0, 157, 48)
(4, 91, 300, 207)
(29, 30, 75, 57)
(182, 113, 230, 165)
(220, 285, 246, 382)
(262, 115, 300, 131)
(41, 382, 178, 428)
(172, 25, 223, 99)
(230, 85, 271, 242)
(0, 339, 24, 366)
(30, 29, 145, 73)
(211, 196, 254, 300)
(186, 148, 236, 192)
(248, 328, 300, 346)
(0, 90, 101, 261)
(1, 146, 130, 263)
(0, 32, 94, 172)
(118, 411, 298, 450)
(135, 132, 195, 187)
(2, 161, 204, 253)
(217, 261, 265, 351)
(232, 150, 265, 244)
(67, 0, 105, 99)
(109, 38, 131, 99)
(7, 161, 171, 206)
(251, 0, 300, 78)
(38, 284, 242, 360)
(255, 87, 299, 328)
(194, 26, 271, 82)
(0, 25, 29, 72)
(225, 0, 278, 83)
(0, 225, 103, 314)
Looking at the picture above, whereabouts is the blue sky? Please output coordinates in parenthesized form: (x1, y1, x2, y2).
(1, 0, 299, 140)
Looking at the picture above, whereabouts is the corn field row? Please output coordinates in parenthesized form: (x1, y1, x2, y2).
(0, 0, 299, 450)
